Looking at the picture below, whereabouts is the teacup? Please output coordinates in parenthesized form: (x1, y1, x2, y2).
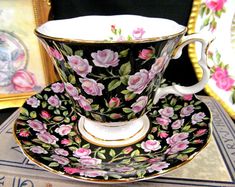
(35, 15, 211, 146)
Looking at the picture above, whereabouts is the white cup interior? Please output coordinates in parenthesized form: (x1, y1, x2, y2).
(36, 15, 186, 42)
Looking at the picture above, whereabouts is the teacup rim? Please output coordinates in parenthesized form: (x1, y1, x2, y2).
(35, 15, 187, 44)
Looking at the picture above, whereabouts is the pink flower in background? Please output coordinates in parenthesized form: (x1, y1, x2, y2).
(64, 167, 81, 174)
(91, 49, 119, 67)
(127, 69, 150, 94)
(55, 124, 72, 136)
(37, 131, 58, 145)
(48, 95, 61, 108)
(73, 148, 91, 158)
(51, 82, 64, 93)
(191, 112, 206, 124)
(149, 56, 166, 79)
(67, 55, 92, 77)
(131, 96, 148, 113)
(171, 119, 185, 129)
(79, 78, 104, 96)
(216, 76, 234, 91)
(212, 67, 228, 81)
(147, 162, 170, 173)
(27, 96, 40, 108)
(11, 70, 37, 92)
(51, 154, 69, 165)
(141, 140, 161, 152)
(138, 49, 154, 60)
(49, 47, 64, 61)
(27, 119, 46, 132)
(64, 82, 79, 98)
(180, 105, 194, 117)
(30, 146, 48, 154)
(205, 0, 227, 11)
(108, 97, 121, 108)
(159, 106, 174, 118)
(75, 95, 92, 111)
(132, 28, 145, 39)
(54, 148, 69, 156)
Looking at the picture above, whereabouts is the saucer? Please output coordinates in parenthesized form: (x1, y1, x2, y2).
(14, 81, 212, 183)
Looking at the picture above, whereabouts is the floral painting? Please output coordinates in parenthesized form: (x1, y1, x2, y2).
(190, 0, 235, 118)
(0, 0, 47, 95)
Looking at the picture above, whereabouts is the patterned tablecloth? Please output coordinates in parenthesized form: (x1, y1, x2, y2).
(0, 96, 235, 187)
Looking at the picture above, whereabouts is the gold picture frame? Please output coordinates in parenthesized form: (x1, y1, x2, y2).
(0, 0, 57, 109)
(188, 0, 235, 119)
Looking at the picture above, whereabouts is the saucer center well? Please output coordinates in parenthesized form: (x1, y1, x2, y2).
(78, 115, 150, 147)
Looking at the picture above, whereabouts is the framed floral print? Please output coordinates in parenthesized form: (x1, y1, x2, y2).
(188, 0, 235, 119)
(0, 0, 56, 109)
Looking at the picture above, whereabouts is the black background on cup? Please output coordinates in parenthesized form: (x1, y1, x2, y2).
(50, 0, 202, 93)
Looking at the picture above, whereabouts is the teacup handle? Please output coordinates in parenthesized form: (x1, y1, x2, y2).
(154, 33, 213, 104)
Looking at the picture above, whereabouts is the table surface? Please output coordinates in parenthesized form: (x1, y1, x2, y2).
(0, 96, 235, 187)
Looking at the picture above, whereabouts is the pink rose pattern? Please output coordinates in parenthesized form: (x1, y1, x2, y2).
(16, 86, 210, 180)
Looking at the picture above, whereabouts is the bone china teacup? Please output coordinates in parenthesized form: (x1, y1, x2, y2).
(35, 15, 211, 147)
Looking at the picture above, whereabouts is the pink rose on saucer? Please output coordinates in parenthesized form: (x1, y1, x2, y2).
(19, 129, 30, 137)
(48, 95, 61, 108)
(165, 140, 189, 155)
(195, 129, 208, 136)
(73, 148, 91, 158)
(27, 96, 40, 108)
(91, 49, 119, 67)
(51, 154, 69, 165)
(180, 105, 194, 117)
(64, 167, 81, 174)
(79, 157, 101, 166)
(149, 56, 166, 79)
(191, 112, 206, 124)
(127, 69, 150, 94)
(141, 140, 161, 152)
(37, 131, 58, 145)
(183, 94, 193, 101)
(51, 82, 65, 93)
(55, 124, 72, 136)
(108, 97, 121, 108)
(30, 146, 48, 154)
(147, 162, 170, 173)
(131, 96, 148, 113)
(79, 78, 104, 96)
(27, 119, 46, 132)
(159, 106, 174, 118)
(156, 117, 171, 127)
(166, 132, 189, 146)
(171, 119, 184, 129)
(68, 55, 92, 77)
(158, 131, 169, 139)
(205, 0, 227, 12)
(54, 148, 69, 156)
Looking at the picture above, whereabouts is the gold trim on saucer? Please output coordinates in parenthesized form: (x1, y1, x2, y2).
(187, 0, 235, 119)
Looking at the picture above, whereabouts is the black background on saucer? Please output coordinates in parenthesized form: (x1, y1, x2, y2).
(50, 0, 200, 89)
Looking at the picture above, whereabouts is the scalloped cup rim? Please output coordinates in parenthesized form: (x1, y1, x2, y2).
(35, 15, 187, 43)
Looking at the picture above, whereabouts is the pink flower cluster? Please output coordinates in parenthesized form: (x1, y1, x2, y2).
(212, 67, 234, 91)
(141, 139, 161, 152)
(131, 96, 148, 113)
(165, 132, 189, 155)
(205, 0, 227, 12)
(156, 106, 174, 127)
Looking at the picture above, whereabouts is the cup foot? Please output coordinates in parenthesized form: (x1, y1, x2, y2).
(78, 115, 150, 147)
